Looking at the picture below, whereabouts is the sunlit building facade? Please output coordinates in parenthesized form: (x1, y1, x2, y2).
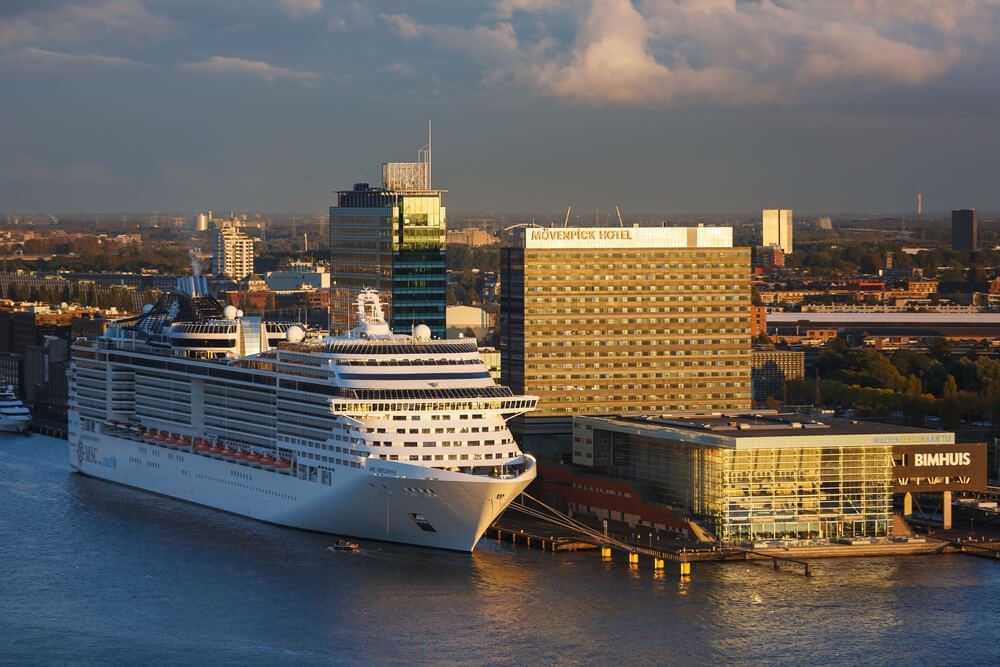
(762, 209, 793, 254)
(572, 413, 964, 542)
(212, 223, 254, 281)
(329, 159, 446, 337)
(500, 226, 752, 457)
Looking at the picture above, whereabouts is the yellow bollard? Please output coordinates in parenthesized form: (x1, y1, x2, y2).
(680, 561, 691, 577)
(654, 558, 664, 571)
(601, 546, 612, 560)
(628, 552, 639, 565)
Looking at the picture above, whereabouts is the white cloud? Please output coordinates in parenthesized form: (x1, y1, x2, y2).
(495, 0, 568, 19)
(380, 0, 1000, 107)
(381, 13, 423, 39)
(4, 46, 144, 69)
(382, 14, 518, 63)
(183, 56, 320, 83)
(526, 0, 775, 105)
(0, 0, 175, 48)
(277, 0, 323, 19)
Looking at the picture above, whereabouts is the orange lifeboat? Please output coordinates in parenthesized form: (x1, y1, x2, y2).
(259, 455, 276, 466)
(274, 459, 291, 469)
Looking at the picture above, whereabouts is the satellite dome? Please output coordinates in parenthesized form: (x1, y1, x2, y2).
(142, 304, 154, 314)
(413, 324, 432, 341)
(223, 305, 238, 320)
(285, 325, 305, 343)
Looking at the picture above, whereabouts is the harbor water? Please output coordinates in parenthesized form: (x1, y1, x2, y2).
(2, 434, 999, 666)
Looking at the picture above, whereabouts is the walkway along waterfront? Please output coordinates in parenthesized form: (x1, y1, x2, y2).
(494, 494, 1000, 579)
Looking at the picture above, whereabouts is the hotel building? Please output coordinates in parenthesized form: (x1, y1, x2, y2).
(500, 226, 752, 457)
(751, 349, 805, 404)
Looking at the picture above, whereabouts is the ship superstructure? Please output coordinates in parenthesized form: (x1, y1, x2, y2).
(68, 280, 536, 551)
(0, 385, 30, 433)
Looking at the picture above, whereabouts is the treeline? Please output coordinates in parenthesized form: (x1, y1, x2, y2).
(7, 243, 194, 274)
(2, 281, 158, 312)
(446, 244, 499, 306)
(787, 339, 1000, 428)
(783, 241, 1000, 282)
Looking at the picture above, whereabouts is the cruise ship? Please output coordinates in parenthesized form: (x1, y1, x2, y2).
(0, 385, 31, 433)
(68, 278, 537, 551)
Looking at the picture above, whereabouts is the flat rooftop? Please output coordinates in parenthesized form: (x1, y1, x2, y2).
(768, 312, 1000, 325)
(575, 411, 954, 449)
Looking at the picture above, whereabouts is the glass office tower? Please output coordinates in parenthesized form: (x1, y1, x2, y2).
(329, 159, 446, 337)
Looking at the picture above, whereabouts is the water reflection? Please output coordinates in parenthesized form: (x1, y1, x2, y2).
(3, 435, 1000, 666)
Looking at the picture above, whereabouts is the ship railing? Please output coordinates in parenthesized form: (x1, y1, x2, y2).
(328, 396, 538, 417)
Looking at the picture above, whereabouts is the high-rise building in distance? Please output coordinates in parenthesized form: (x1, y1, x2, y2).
(211, 220, 254, 281)
(500, 226, 752, 458)
(762, 209, 793, 254)
(952, 209, 978, 251)
(328, 135, 446, 337)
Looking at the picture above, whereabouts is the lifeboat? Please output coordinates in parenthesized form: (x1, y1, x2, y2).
(259, 455, 276, 466)
(195, 440, 211, 452)
(273, 459, 291, 469)
(233, 450, 247, 459)
(246, 453, 262, 463)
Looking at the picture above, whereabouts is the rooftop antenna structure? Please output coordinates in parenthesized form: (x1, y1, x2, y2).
(615, 206, 624, 228)
(917, 192, 923, 217)
(563, 206, 572, 228)
(417, 120, 432, 189)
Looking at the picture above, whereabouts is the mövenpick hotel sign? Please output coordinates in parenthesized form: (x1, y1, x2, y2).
(523, 226, 733, 249)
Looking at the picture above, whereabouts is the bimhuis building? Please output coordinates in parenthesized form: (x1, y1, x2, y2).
(500, 225, 752, 460)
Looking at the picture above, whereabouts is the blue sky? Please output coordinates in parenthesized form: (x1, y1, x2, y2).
(2, 0, 999, 216)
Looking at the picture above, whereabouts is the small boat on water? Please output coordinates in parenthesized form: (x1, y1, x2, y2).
(328, 539, 360, 552)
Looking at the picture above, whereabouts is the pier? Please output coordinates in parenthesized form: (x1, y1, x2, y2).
(493, 492, 1000, 578)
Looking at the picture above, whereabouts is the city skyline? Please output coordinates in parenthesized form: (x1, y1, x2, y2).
(2, 1, 1000, 215)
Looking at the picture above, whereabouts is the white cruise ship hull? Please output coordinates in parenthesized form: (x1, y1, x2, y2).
(68, 430, 535, 552)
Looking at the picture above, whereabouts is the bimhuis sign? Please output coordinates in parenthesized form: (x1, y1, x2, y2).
(892, 443, 987, 492)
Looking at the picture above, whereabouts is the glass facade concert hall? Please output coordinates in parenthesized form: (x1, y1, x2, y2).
(572, 413, 967, 542)
(329, 183, 446, 337)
